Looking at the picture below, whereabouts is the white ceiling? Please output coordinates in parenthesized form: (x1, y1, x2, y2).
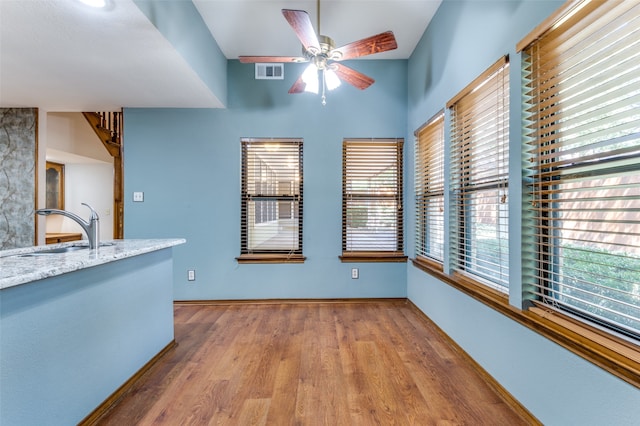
(0, 0, 441, 111)
(193, 0, 442, 60)
(0, 0, 222, 111)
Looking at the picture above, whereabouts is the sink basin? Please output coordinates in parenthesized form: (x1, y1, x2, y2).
(19, 246, 89, 257)
(38, 246, 89, 254)
(9, 242, 116, 258)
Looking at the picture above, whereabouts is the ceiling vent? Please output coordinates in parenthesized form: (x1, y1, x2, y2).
(255, 63, 284, 80)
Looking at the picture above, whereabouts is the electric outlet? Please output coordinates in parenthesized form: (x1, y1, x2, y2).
(133, 191, 144, 202)
(187, 270, 196, 281)
(351, 268, 359, 279)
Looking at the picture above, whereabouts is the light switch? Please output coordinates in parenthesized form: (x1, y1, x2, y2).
(133, 192, 144, 202)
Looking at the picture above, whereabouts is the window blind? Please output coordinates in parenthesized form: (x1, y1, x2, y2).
(240, 139, 303, 258)
(448, 56, 510, 290)
(523, 0, 640, 338)
(415, 111, 445, 262)
(520, 0, 640, 338)
(342, 139, 404, 258)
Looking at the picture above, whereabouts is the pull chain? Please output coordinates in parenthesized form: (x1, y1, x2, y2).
(321, 70, 327, 106)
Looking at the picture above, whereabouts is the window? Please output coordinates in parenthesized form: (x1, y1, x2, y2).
(238, 139, 304, 263)
(447, 56, 510, 291)
(520, 0, 640, 339)
(415, 111, 445, 266)
(410, 0, 639, 389)
(341, 138, 406, 262)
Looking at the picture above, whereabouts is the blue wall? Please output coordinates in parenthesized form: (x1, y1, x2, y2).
(406, 1, 640, 424)
(123, 59, 408, 300)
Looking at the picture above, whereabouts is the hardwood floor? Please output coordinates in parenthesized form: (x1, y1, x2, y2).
(96, 300, 536, 425)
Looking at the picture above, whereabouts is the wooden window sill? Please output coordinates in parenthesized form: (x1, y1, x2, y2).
(236, 254, 306, 264)
(413, 255, 444, 273)
(340, 252, 407, 263)
(411, 258, 640, 389)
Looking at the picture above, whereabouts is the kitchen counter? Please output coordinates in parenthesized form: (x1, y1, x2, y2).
(1, 238, 185, 425)
(0, 238, 185, 290)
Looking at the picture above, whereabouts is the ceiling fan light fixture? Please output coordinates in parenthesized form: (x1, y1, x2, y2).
(239, 7, 397, 103)
(325, 69, 341, 91)
(302, 64, 319, 94)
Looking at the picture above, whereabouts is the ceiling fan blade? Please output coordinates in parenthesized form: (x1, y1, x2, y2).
(239, 56, 306, 63)
(332, 31, 398, 61)
(282, 9, 320, 53)
(332, 63, 374, 90)
(288, 74, 306, 94)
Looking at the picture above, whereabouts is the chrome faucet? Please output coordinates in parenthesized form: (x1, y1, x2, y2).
(36, 203, 100, 249)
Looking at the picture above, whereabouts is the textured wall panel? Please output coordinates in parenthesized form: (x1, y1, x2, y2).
(0, 108, 37, 249)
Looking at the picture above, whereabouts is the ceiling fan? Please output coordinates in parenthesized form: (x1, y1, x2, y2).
(239, 3, 397, 105)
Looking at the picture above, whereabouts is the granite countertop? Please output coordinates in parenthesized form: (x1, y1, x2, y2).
(0, 239, 186, 290)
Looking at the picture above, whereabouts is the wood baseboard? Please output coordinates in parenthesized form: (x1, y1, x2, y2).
(406, 300, 541, 425)
(78, 340, 177, 426)
(174, 298, 408, 306)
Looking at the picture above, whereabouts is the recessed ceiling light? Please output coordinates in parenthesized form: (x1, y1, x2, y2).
(79, 0, 106, 8)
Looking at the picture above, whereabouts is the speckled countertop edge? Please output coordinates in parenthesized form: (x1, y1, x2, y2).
(0, 239, 186, 290)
